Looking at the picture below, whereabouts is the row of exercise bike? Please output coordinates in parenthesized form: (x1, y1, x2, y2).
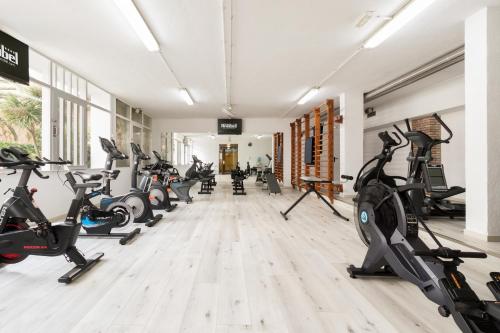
(344, 113, 500, 332)
(0, 137, 216, 283)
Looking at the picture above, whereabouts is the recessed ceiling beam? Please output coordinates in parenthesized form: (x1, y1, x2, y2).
(222, 0, 233, 114)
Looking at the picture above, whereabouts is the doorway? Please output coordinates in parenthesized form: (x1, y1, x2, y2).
(219, 144, 238, 174)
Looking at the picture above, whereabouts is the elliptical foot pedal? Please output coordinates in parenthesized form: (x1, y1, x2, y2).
(58, 252, 104, 284)
(346, 265, 396, 279)
(146, 214, 163, 227)
(487, 272, 500, 301)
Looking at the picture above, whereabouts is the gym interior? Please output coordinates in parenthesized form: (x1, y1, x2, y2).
(0, 1, 499, 332)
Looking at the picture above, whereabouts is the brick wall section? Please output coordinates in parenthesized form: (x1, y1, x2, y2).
(411, 116, 441, 165)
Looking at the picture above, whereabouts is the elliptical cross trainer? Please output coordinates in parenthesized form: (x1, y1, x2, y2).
(346, 114, 500, 333)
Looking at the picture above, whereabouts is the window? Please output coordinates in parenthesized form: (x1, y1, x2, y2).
(142, 128, 151, 155)
(115, 116, 130, 167)
(144, 114, 152, 128)
(88, 83, 111, 110)
(132, 125, 142, 144)
(116, 99, 130, 118)
(177, 141, 182, 165)
(58, 97, 85, 166)
(132, 108, 142, 124)
(29, 50, 50, 85)
(87, 107, 111, 169)
(115, 99, 152, 167)
(78, 77, 86, 99)
(0, 49, 115, 168)
(0, 79, 48, 158)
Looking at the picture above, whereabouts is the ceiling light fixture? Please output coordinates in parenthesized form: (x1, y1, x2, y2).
(179, 88, 194, 105)
(298, 87, 319, 105)
(113, 0, 160, 52)
(364, 0, 435, 49)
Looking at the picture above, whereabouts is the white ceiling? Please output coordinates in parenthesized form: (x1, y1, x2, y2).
(0, 0, 499, 118)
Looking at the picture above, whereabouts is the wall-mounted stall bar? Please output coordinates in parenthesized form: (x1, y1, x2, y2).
(289, 99, 343, 202)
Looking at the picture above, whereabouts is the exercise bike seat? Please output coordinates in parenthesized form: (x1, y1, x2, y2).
(73, 171, 103, 183)
(102, 170, 121, 179)
(429, 186, 465, 200)
(72, 182, 101, 189)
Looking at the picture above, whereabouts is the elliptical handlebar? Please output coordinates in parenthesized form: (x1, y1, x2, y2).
(432, 113, 453, 143)
(413, 248, 487, 259)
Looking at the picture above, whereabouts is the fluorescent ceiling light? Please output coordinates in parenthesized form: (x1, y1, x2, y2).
(179, 88, 194, 105)
(298, 87, 319, 105)
(114, 0, 160, 52)
(364, 0, 435, 49)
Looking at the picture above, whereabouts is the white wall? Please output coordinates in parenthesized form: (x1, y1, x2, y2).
(152, 118, 293, 185)
(363, 64, 466, 195)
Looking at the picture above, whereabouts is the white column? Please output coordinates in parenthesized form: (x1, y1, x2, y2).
(465, 7, 500, 241)
(339, 91, 364, 196)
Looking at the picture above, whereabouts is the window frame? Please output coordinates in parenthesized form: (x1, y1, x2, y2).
(28, 49, 114, 170)
(114, 101, 153, 168)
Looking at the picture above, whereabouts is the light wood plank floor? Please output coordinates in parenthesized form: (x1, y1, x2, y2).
(0, 176, 498, 333)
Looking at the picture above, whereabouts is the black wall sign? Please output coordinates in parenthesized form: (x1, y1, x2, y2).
(0, 30, 29, 85)
(218, 118, 242, 135)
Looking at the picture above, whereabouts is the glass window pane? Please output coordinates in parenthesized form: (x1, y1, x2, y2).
(132, 125, 141, 144)
(0, 79, 46, 158)
(29, 50, 50, 84)
(88, 83, 110, 110)
(52, 63, 56, 86)
(56, 65, 64, 90)
(115, 117, 130, 167)
(72, 74, 78, 96)
(64, 70, 71, 93)
(131, 108, 142, 123)
(143, 114, 152, 128)
(116, 99, 130, 118)
(78, 77, 86, 99)
(58, 98, 84, 166)
(87, 107, 111, 168)
(142, 128, 151, 155)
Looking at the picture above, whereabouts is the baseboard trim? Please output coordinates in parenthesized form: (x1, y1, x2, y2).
(464, 229, 500, 242)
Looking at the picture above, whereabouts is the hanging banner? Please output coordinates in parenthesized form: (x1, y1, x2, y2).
(0, 30, 29, 85)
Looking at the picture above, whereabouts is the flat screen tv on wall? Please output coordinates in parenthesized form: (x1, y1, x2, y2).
(305, 137, 314, 165)
(218, 119, 242, 135)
